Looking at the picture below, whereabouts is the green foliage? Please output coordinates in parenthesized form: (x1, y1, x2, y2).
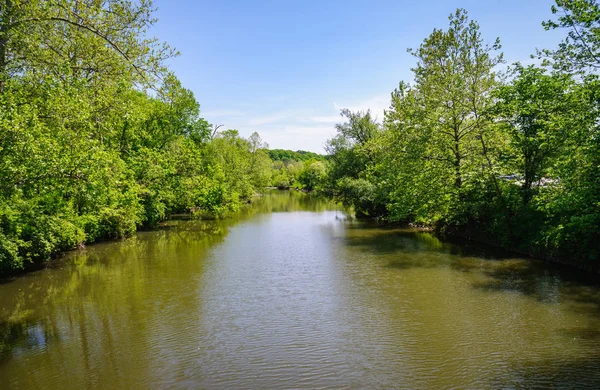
(269, 149, 328, 191)
(492, 64, 577, 203)
(405, 8, 503, 195)
(334, 177, 379, 218)
(297, 160, 327, 191)
(3, 0, 600, 273)
(268, 149, 325, 162)
(0, 1, 275, 274)
(542, 0, 600, 72)
(322, 6, 600, 269)
(271, 160, 303, 189)
(323, 109, 387, 216)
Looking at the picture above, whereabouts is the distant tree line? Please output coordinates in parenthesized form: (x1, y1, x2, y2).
(268, 149, 326, 163)
(268, 149, 327, 190)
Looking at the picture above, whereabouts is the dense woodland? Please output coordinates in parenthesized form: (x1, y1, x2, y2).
(0, 0, 322, 273)
(323, 2, 600, 270)
(0, 0, 599, 273)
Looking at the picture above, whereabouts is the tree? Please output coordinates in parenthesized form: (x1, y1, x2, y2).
(0, 0, 176, 91)
(247, 132, 272, 188)
(326, 109, 379, 182)
(0, 1, 246, 273)
(375, 9, 504, 224)
(535, 73, 600, 264)
(380, 82, 441, 221)
(140, 74, 210, 149)
(493, 64, 575, 203)
(298, 160, 326, 191)
(538, 1, 600, 264)
(325, 109, 386, 217)
(542, 0, 600, 72)
(407, 8, 503, 192)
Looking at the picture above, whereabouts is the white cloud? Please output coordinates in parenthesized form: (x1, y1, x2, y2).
(202, 109, 247, 118)
(333, 94, 390, 122)
(246, 111, 295, 126)
(282, 124, 335, 136)
(204, 93, 392, 153)
(308, 115, 342, 124)
(262, 124, 336, 153)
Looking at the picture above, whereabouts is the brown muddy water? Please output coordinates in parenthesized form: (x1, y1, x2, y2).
(0, 190, 599, 389)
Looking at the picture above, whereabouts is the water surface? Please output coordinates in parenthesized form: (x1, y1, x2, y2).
(1, 190, 599, 389)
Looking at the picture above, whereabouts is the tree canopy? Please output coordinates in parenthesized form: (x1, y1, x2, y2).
(0, 0, 329, 274)
(323, 4, 600, 270)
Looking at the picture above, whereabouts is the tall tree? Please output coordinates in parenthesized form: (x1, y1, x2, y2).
(326, 109, 379, 181)
(247, 132, 272, 188)
(407, 8, 503, 192)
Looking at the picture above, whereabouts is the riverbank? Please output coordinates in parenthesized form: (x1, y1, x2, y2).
(361, 218, 600, 274)
(0, 192, 268, 279)
(1, 189, 599, 389)
(439, 223, 599, 274)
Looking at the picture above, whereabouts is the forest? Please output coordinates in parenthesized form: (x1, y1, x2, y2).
(1, 0, 599, 273)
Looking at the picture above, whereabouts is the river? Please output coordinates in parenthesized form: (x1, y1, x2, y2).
(0, 190, 599, 389)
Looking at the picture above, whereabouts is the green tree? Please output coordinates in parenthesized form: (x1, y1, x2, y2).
(542, 0, 600, 72)
(493, 64, 575, 203)
(0, 1, 249, 273)
(325, 109, 386, 217)
(0, 0, 175, 91)
(248, 132, 272, 188)
(377, 9, 504, 224)
(538, 1, 600, 265)
(407, 8, 503, 192)
(326, 109, 379, 182)
(298, 160, 326, 191)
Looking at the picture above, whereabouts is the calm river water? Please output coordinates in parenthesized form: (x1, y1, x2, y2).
(0, 190, 599, 389)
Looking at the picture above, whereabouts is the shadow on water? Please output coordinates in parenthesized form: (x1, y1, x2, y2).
(346, 221, 600, 387)
(1, 190, 599, 388)
(466, 260, 600, 308)
(491, 356, 600, 390)
(343, 222, 522, 260)
(344, 220, 600, 313)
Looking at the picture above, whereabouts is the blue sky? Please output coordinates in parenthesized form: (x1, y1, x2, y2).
(151, 0, 564, 153)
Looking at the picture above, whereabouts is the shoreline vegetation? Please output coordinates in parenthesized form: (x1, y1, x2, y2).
(1, 1, 599, 276)
(0, 1, 326, 276)
(319, 3, 600, 273)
